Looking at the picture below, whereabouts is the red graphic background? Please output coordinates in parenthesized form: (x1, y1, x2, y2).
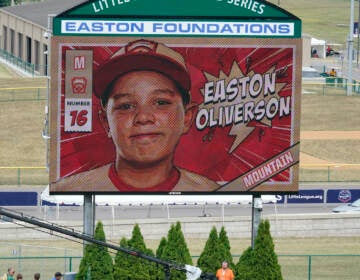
(58, 44, 295, 184)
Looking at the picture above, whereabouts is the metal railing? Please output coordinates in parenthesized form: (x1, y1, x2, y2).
(0, 256, 81, 280)
(300, 163, 360, 182)
(0, 81, 358, 104)
(302, 79, 360, 96)
(0, 254, 359, 280)
(0, 49, 35, 76)
(0, 167, 48, 185)
(277, 254, 360, 280)
(0, 87, 47, 102)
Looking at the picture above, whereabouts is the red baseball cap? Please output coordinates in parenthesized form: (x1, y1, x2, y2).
(94, 39, 191, 106)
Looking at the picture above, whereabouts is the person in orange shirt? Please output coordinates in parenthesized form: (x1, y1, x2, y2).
(329, 68, 337, 77)
(216, 261, 234, 280)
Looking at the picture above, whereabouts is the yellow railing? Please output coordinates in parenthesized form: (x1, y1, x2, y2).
(0, 87, 47, 102)
(0, 166, 47, 185)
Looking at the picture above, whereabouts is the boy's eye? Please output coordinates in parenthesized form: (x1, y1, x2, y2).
(116, 103, 135, 110)
(156, 99, 171, 106)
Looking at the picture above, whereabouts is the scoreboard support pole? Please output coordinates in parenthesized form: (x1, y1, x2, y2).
(251, 194, 263, 249)
(83, 194, 95, 249)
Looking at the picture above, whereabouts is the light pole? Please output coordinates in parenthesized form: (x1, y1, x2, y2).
(357, 0, 360, 67)
(347, 0, 355, 96)
(42, 14, 55, 171)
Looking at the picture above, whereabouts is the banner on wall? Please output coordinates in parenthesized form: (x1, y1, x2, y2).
(287, 189, 324, 204)
(327, 189, 360, 203)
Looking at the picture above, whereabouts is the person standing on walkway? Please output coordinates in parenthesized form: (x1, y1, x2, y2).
(1, 268, 15, 280)
(216, 261, 234, 280)
(51, 272, 62, 280)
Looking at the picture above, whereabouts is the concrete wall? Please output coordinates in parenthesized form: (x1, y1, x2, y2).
(0, 9, 49, 75)
(1, 213, 359, 241)
(302, 34, 312, 67)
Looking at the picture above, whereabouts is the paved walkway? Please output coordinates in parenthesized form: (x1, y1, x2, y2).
(300, 131, 360, 165)
(301, 131, 360, 140)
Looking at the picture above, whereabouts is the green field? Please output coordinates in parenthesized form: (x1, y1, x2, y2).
(267, 0, 355, 44)
(0, 1, 360, 279)
(0, 236, 359, 279)
(0, 0, 359, 170)
(1, 77, 359, 175)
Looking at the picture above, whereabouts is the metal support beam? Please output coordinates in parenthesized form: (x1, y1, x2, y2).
(83, 195, 95, 248)
(0, 206, 208, 279)
(251, 194, 262, 249)
(347, 0, 355, 96)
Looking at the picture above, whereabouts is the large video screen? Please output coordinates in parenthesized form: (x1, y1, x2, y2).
(49, 37, 301, 194)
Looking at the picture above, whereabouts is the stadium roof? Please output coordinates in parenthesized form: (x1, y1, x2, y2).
(1, 0, 86, 28)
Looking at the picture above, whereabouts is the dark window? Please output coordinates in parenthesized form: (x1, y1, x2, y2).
(18, 33, 23, 59)
(3, 26, 7, 51)
(26, 36, 32, 63)
(34, 40, 39, 71)
(10, 29, 15, 54)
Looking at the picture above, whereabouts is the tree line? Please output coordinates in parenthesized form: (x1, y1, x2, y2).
(0, 0, 42, 7)
(76, 219, 282, 280)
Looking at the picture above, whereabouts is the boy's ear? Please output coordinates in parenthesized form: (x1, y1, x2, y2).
(98, 108, 111, 138)
(183, 102, 197, 134)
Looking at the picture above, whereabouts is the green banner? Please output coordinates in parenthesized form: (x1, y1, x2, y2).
(54, 0, 301, 38)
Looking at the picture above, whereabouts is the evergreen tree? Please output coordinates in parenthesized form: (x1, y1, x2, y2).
(76, 221, 114, 280)
(114, 224, 155, 280)
(113, 237, 131, 280)
(161, 222, 192, 280)
(235, 247, 256, 280)
(218, 226, 234, 268)
(235, 220, 283, 280)
(156, 237, 167, 258)
(155, 237, 168, 280)
(127, 224, 155, 280)
(197, 226, 221, 274)
(76, 243, 92, 280)
(0, 0, 10, 7)
(252, 220, 283, 280)
(0, 0, 21, 7)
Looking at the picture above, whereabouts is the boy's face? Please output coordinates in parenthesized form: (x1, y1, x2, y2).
(102, 70, 193, 167)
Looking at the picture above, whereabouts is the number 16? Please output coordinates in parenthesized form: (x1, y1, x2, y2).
(70, 110, 88, 126)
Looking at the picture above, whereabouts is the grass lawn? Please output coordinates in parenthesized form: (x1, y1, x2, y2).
(0, 1, 359, 279)
(301, 94, 360, 131)
(1, 87, 360, 184)
(1, 94, 359, 166)
(267, 0, 354, 44)
(0, 0, 359, 173)
(0, 236, 359, 279)
(301, 140, 360, 163)
(0, 101, 46, 167)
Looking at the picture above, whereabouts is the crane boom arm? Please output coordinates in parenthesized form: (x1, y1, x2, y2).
(0, 207, 211, 279)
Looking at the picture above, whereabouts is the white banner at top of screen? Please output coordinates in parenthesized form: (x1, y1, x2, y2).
(60, 20, 295, 37)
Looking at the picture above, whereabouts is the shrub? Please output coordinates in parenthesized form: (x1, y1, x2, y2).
(197, 226, 221, 274)
(236, 220, 283, 280)
(114, 224, 155, 280)
(160, 222, 192, 280)
(76, 221, 113, 280)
